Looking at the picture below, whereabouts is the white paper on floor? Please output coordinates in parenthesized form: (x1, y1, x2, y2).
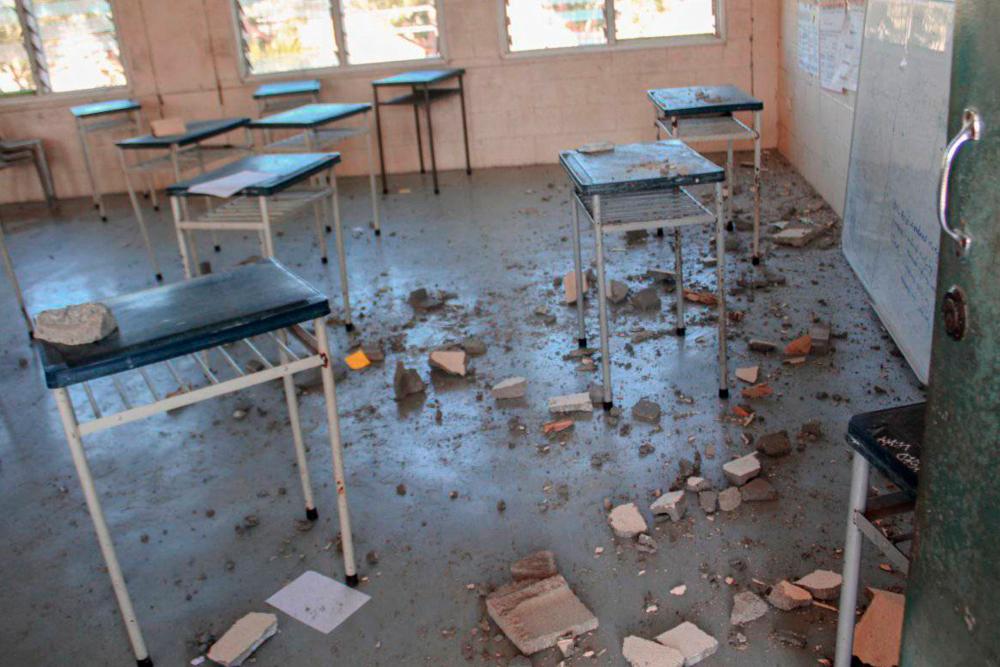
(266, 570, 370, 634)
(188, 170, 272, 198)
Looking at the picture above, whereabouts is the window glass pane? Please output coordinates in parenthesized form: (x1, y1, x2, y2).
(237, 0, 338, 74)
(341, 0, 439, 65)
(505, 0, 606, 52)
(0, 0, 34, 93)
(33, 0, 126, 92)
(614, 0, 717, 41)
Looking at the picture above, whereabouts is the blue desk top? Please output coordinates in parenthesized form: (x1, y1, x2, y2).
(167, 153, 340, 197)
(647, 85, 764, 117)
(249, 103, 371, 129)
(116, 118, 250, 150)
(71, 99, 140, 118)
(848, 403, 925, 498)
(372, 68, 464, 87)
(38, 259, 330, 388)
(253, 80, 321, 99)
(560, 140, 725, 196)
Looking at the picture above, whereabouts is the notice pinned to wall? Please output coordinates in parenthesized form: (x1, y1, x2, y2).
(820, 0, 866, 92)
(797, 1, 820, 76)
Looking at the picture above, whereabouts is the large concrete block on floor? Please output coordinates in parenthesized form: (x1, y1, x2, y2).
(510, 550, 558, 581)
(608, 502, 648, 538)
(722, 453, 761, 486)
(623, 635, 685, 667)
(655, 621, 719, 666)
(486, 574, 598, 655)
(207, 612, 277, 666)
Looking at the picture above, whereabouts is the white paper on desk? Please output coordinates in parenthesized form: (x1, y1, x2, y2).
(188, 170, 272, 198)
(266, 570, 370, 634)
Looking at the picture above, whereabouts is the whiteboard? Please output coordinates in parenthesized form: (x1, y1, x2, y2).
(842, 0, 955, 384)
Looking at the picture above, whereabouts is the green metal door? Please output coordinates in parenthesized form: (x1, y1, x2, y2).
(901, 0, 1000, 664)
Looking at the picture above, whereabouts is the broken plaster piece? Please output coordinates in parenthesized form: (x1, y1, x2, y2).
(207, 612, 277, 666)
(655, 621, 719, 666)
(486, 574, 598, 655)
(650, 490, 685, 522)
(492, 376, 527, 400)
(722, 453, 761, 486)
(34, 302, 117, 346)
(548, 392, 593, 414)
(429, 349, 467, 376)
(608, 502, 647, 539)
(623, 635, 684, 667)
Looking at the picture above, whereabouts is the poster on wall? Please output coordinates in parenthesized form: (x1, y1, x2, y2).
(797, 1, 820, 76)
(820, 0, 866, 92)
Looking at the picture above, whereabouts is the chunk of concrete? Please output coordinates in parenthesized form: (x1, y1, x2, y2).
(608, 280, 630, 304)
(756, 430, 791, 457)
(735, 366, 759, 384)
(623, 635, 685, 667)
(699, 490, 718, 514)
(853, 589, 905, 667)
(548, 392, 593, 414)
(150, 117, 186, 136)
(462, 336, 488, 356)
(429, 349, 467, 376)
(608, 502, 647, 538)
(718, 487, 742, 512)
(730, 591, 769, 625)
(739, 478, 777, 502)
(631, 287, 661, 311)
(785, 334, 812, 357)
(650, 490, 685, 522)
(510, 550, 558, 581)
(393, 362, 426, 400)
(563, 270, 589, 304)
(722, 453, 761, 486)
(655, 621, 719, 666)
(632, 399, 662, 424)
(795, 570, 842, 601)
(492, 376, 527, 400)
(486, 574, 599, 655)
(686, 476, 711, 492)
(768, 580, 812, 611)
(647, 268, 676, 284)
(810, 322, 831, 355)
(748, 339, 778, 353)
(207, 612, 277, 666)
(34, 302, 117, 346)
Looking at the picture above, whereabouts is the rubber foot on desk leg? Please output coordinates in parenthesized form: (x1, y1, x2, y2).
(93, 203, 100, 210)
(374, 229, 381, 237)
(719, 388, 730, 400)
(321, 257, 328, 264)
(142, 192, 149, 199)
(382, 188, 388, 195)
(155, 273, 163, 282)
(101, 216, 108, 223)
(326, 226, 332, 233)
(345, 322, 355, 333)
(305, 507, 318, 521)
(345, 574, 359, 587)
(752, 256, 760, 266)
(434, 188, 440, 195)
(153, 205, 160, 212)
(137, 657, 153, 667)
(726, 221, 735, 232)
(466, 168, 472, 175)
(214, 245, 221, 253)
(577, 337, 587, 349)
(676, 327, 686, 337)
(602, 401, 613, 411)
(656, 228, 664, 237)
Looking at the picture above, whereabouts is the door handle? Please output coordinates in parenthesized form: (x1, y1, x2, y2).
(938, 108, 982, 256)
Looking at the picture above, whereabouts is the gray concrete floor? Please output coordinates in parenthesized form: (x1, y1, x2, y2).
(0, 154, 923, 666)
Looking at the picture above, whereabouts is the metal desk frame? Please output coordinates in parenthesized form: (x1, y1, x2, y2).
(41, 265, 357, 666)
(372, 68, 471, 195)
(254, 79, 321, 116)
(251, 104, 381, 236)
(0, 220, 31, 334)
(71, 99, 145, 222)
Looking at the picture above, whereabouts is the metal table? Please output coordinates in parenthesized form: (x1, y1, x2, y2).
(38, 259, 357, 666)
(253, 79, 321, 115)
(559, 140, 728, 408)
(647, 85, 764, 264)
(71, 99, 144, 222)
(116, 118, 252, 281)
(835, 402, 924, 667)
(167, 153, 354, 331)
(0, 219, 31, 334)
(250, 103, 381, 235)
(372, 68, 471, 194)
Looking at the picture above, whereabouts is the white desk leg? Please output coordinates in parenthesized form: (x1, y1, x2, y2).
(329, 172, 353, 332)
(592, 195, 612, 410)
(571, 197, 586, 348)
(674, 228, 685, 337)
(53, 388, 152, 666)
(0, 222, 32, 334)
(305, 130, 329, 249)
(726, 139, 735, 232)
(118, 150, 162, 282)
(753, 110, 763, 265)
(259, 195, 275, 258)
(365, 119, 381, 236)
(314, 319, 358, 585)
(279, 333, 317, 520)
(715, 181, 729, 399)
(76, 119, 105, 220)
(835, 451, 871, 667)
(171, 196, 193, 280)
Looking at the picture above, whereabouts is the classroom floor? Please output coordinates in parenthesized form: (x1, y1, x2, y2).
(0, 154, 923, 666)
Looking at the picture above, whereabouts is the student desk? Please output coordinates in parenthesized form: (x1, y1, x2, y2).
(116, 118, 253, 281)
(39, 259, 358, 666)
(835, 402, 924, 667)
(371, 68, 471, 194)
(647, 85, 764, 264)
(71, 99, 144, 222)
(559, 140, 728, 408)
(167, 153, 355, 331)
(250, 103, 381, 235)
(253, 79, 321, 115)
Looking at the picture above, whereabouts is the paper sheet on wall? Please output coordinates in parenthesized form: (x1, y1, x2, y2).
(820, 1, 865, 92)
(798, 1, 820, 77)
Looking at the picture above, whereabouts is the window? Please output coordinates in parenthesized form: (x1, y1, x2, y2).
(234, 0, 441, 75)
(503, 0, 720, 53)
(0, 0, 126, 96)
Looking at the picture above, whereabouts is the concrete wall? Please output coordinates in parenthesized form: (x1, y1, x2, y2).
(776, 0, 856, 216)
(0, 0, 779, 204)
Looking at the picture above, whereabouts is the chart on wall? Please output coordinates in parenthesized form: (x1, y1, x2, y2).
(797, 0, 865, 92)
(842, 0, 955, 384)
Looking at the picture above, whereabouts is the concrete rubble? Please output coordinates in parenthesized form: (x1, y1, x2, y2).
(486, 574, 599, 655)
(756, 430, 791, 457)
(510, 550, 558, 581)
(650, 490, 685, 522)
(768, 580, 813, 611)
(739, 478, 777, 502)
(428, 349, 467, 376)
(722, 453, 761, 486)
(393, 362, 426, 400)
(461, 336, 487, 356)
(852, 589, 905, 667)
(207, 612, 277, 666)
(563, 270, 588, 304)
(698, 491, 718, 513)
(748, 338, 778, 353)
(718, 487, 742, 512)
(655, 621, 719, 666)
(632, 399, 662, 424)
(608, 279, 630, 304)
(730, 591, 769, 625)
(492, 376, 527, 400)
(622, 635, 685, 667)
(631, 286, 661, 311)
(795, 569, 843, 601)
(548, 392, 593, 414)
(34, 302, 117, 346)
(685, 476, 711, 492)
(608, 502, 648, 538)
(734, 366, 759, 384)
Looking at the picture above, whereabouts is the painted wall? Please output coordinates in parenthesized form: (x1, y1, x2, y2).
(777, 0, 857, 216)
(0, 0, 779, 204)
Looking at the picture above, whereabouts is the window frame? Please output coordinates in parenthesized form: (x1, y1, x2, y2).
(0, 0, 130, 101)
(497, 0, 726, 59)
(231, 0, 450, 81)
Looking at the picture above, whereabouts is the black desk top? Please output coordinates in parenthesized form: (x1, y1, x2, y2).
(116, 118, 249, 149)
(253, 80, 321, 99)
(71, 99, 140, 118)
(847, 402, 926, 498)
(166, 153, 340, 197)
(647, 85, 764, 117)
(372, 68, 464, 87)
(560, 140, 725, 196)
(249, 103, 371, 129)
(38, 259, 330, 388)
